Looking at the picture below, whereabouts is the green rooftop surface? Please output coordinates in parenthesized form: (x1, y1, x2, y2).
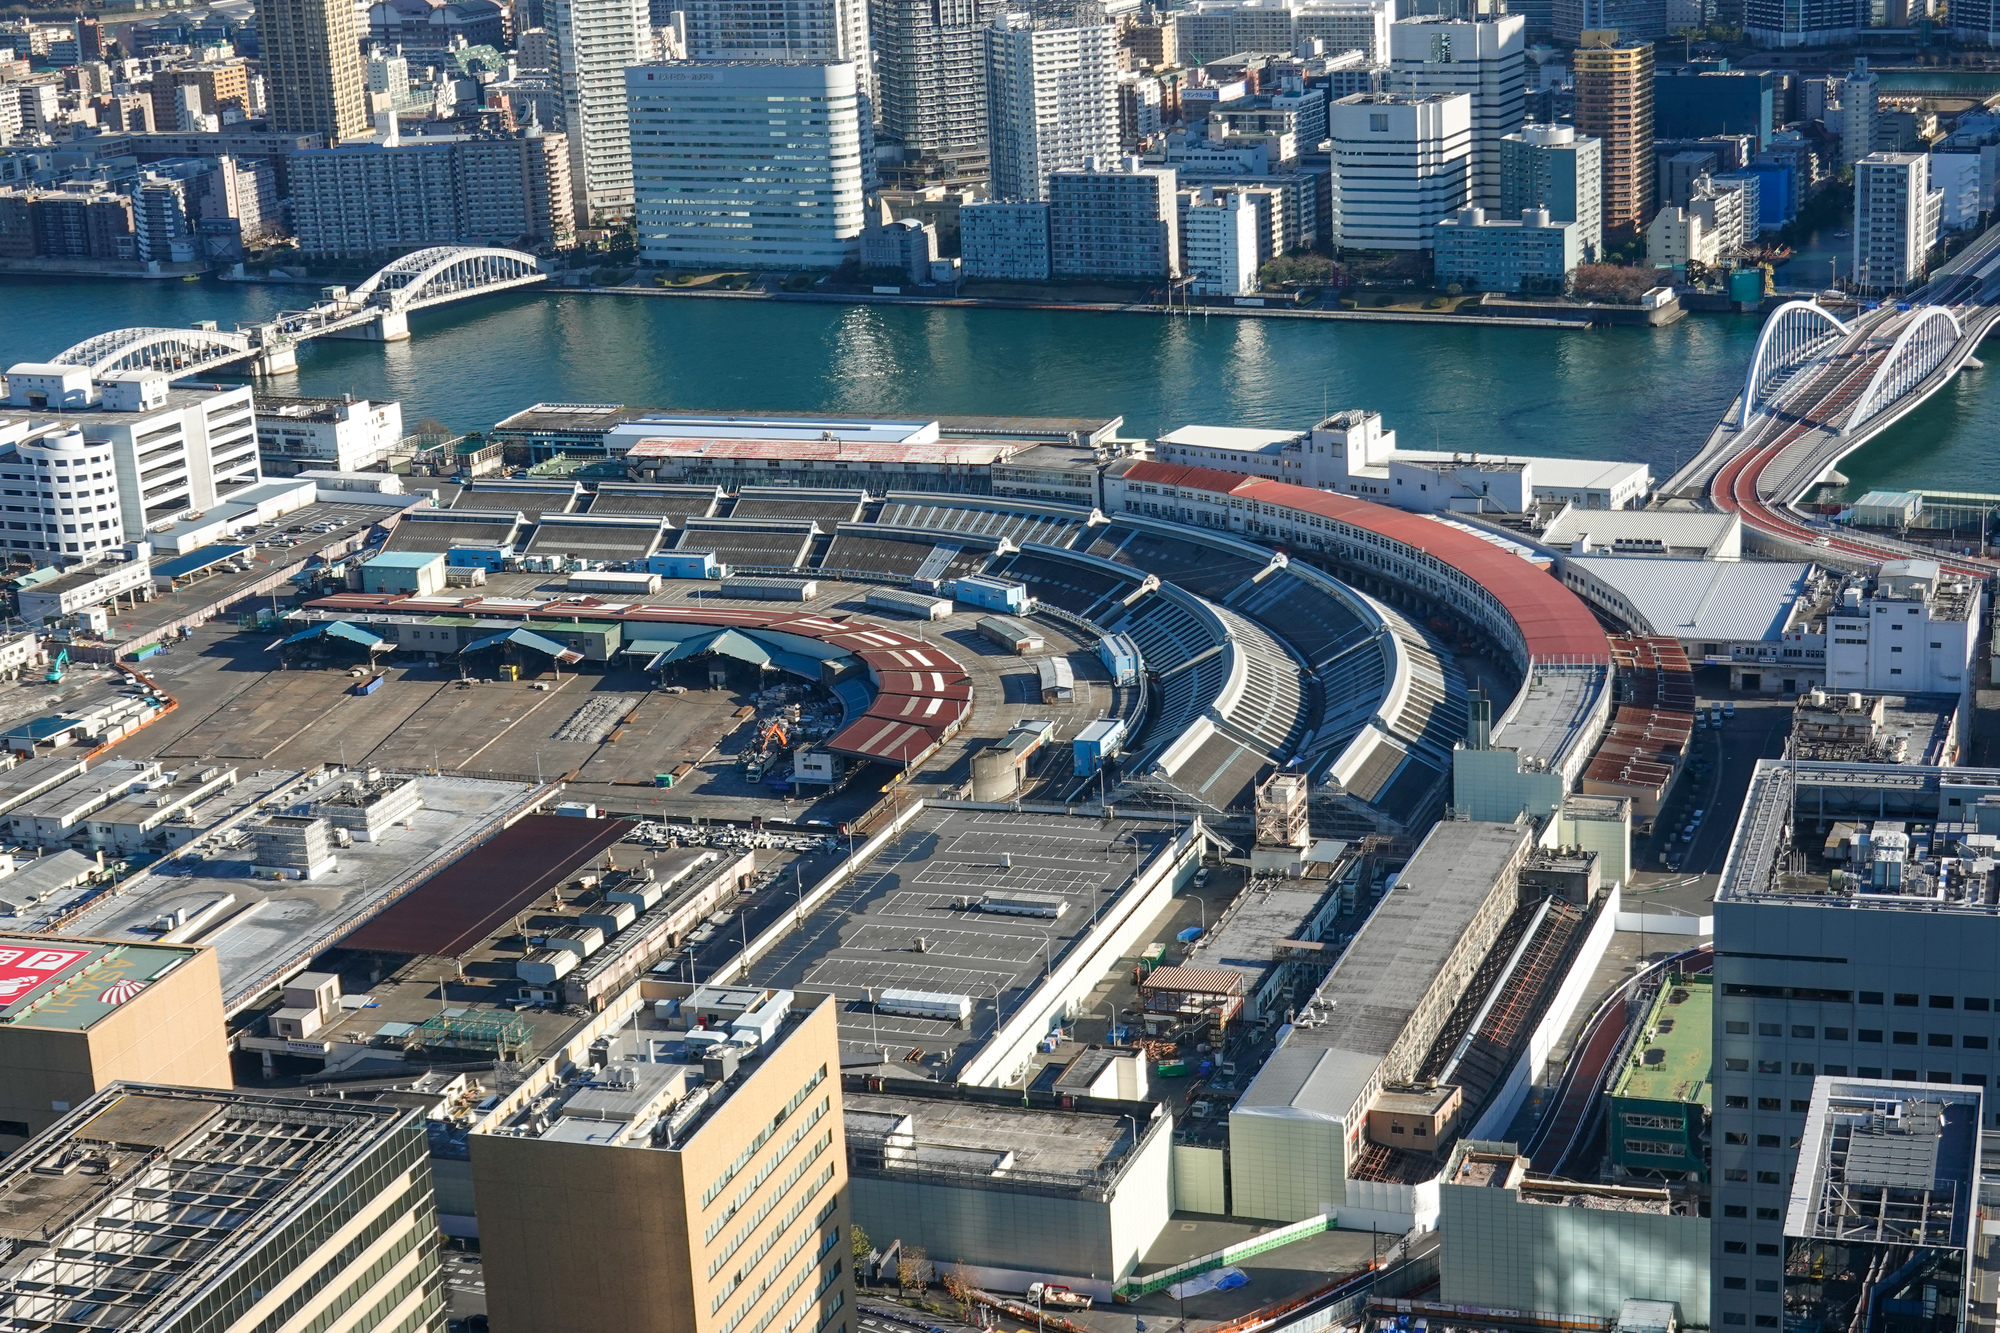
(1610, 972, 1712, 1108)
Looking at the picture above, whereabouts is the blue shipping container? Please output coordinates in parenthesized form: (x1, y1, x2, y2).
(354, 674, 384, 695)
(646, 551, 720, 580)
(1096, 633, 1139, 687)
(1072, 716, 1128, 777)
(951, 576, 1028, 613)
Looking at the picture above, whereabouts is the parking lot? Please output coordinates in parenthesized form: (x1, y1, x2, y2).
(1640, 687, 1792, 876)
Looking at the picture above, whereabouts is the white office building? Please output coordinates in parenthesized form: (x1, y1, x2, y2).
(1175, 0, 1393, 64)
(1854, 151, 1941, 293)
(1329, 92, 1472, 250)
(255, 396, 404, 475)
(551, 0, 650, 223)
(1389, 15, 1525, 208)
(627, 61, 866, 269)
(1297, 0, 1394, 60)
(985, 14, 1121, 202)
(960, 200, 1051, 279)
(1823, 560, 1981, 703)
(1179, 186, 1259, 294)
(1433, 205, 1579, 291)
(1499, 122, 1601, 261)
(2, 365, 259, 549)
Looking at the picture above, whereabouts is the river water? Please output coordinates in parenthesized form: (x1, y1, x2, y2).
(2, 276, 1994, 499)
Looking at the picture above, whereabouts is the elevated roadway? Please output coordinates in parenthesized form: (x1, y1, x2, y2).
(1665, 224, 2000, 577)
(46, 246, 546, 378)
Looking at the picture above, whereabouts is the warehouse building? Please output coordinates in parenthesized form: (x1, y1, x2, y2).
(843, 1081, 1172, 1296)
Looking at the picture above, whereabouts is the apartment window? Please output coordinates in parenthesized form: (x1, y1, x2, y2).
(1894, 1032, 1918, 1045)
(1858, 1066, 1883, 1078)
(1725, 1242, 1747, 1254)
(1792, 1100, 1810, 1111)
(1757, 1134, 1780, 1147)
(1758, 1317, 1780, 1327)
(1726, 1096, 1749, 1109)
(1826, 1065, 1849, 1076)
(1724, 1279, 1747, 1290)
(1791, 1025, 1815, 1038)
(1894, 1069, 1919, 1080)
(1758, 1097, 1781, 1110)
(1726, 1132, 1749, 1145)
(1826, 1027, 1849, 1041)
(1726, 1058, 1749, 1072)
(1895, 994, 1919, 1006)
(1930, 1034, 1954, 1047)
(1725, 1205, 1748, 1217)
(1727, 1021, 1750, 1034)
(1724, 1169, 1749, 1181)
(1932, 995, 1956, 1009)
(1861, 991, 1884, 1004)
(1757, 1208, 1781, 1220)
(1967, 998, 1991, 1011)
(1966, 1074, 1990, 1086)
(1758, 1244, 1781, 1256)
(1759, 1023, 1781, 1036)
(1757, 1171, 1782, 1184)
(1860, 1029, 1883, 1042)
(1756, 1281, 1780, 1293)
(1757, 1061, 1781, 1073)
(1966, 1035, 1989, 1049)
(1792, 1063, 1814, 1076)
(1723, 1316, 1746, 1326)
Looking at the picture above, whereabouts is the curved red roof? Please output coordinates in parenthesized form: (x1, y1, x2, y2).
(1120, 462, 1610, 666)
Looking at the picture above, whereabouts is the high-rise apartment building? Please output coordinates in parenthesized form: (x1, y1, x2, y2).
(1711, 758, 2000, 1333)
(1500, 122, 1602, 260)
(472, 988, 855, 1333)
(985, 14, 1121, 202)
(0, 1083, 445, 1333)
(1048, 157, 1179, 280)
(551, 0, 650, 223)
(1571, 34, 1653, 239)
(290, 126, 575, 254)
(680, 0, 870, 84)
(627, 61, 865, 269)
(1180, 185, 1259, 293)
(1328, 91, 1472, 250)
(258, 0, 368, 142)
(1839, 59, 1879, 168)
(1174, 0, 1393, 63)
(873, 0, 1004, 185)
(460, 124, 576, 246)
(0, 934, 229, 1149)
(960, 199, 1052, 278)
(1854, 151, 1941, 293)
(1389, 15, 1525, 208)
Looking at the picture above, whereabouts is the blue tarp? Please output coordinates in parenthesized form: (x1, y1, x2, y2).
(462, 627, 583, 663)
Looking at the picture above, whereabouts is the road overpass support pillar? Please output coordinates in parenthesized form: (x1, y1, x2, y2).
(322, 309, 410, 342)
(252, 344, 298, 375)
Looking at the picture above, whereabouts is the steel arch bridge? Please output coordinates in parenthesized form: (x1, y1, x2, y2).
(1847, 306, 1966, 432)
(50, 325, 254, 376)
(350, 246, 544, 312)
(1737, 299, 1850, 428)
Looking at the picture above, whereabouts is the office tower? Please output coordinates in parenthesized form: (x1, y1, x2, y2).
(1854, 152, 1941, 293)
(985, 14, 1121, 202)
(627, 61, 865, 268)
(472, 989, 855, 1333)
(1048, 157, 1179, 280)
(551, 0, 650, 224)
(1389, 15, 1525, 207)
(1500, 123, 1602, 260)
(1746, 0, 1857, 47)
(0, 934, 229, 1149)
(1328, 91, 1472, 250)
(874, 0, 1005, 185)
(1654, 67, 1774, 149)
(1710, 758, 2000, 1333)
(0, 1084, 445, 1332)
(258, 0, 368, 142)
(1571, 34, 1653, 240)
(1551, 0, 1668, 40)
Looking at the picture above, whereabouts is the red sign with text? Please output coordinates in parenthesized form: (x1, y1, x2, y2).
(0, 945, 91, 1006)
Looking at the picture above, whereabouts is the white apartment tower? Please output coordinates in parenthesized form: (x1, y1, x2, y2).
(1180, 186, 1260, 294)
(551, 0, 651, 224)
(1498, 122, 1602, 261)
(985, 14, 1121, 202)
(1328, 91, 1472, 250)
(1175, 0, 1393, 64)
(1854, 151, 1940, 293)
(1839, 57, 1879, 167)
(1389, 15, 1526, 208)
(627, 61, 866, 268)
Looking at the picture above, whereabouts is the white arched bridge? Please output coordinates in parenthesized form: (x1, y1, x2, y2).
(49, 246, 546, 377)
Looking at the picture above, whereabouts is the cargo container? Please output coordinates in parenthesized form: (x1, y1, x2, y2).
(554, 801, 599, 817)
(977, 615, 1043, 654)
(865, 588, 953, 621)
(1073, 717, 1128, 778)
(353, 673, 384, 695)
(721, 577, 819, 602)
(952, 575, 1030, 613)
(1097, 632, 1140, 687)
(978, 890, 1067, 919)
(877, 988, 974, 1022)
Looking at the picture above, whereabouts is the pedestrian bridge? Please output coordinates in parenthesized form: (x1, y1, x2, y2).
(49, 246, 546, 378)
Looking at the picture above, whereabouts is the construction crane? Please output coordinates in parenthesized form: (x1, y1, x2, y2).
(44, 648, 68, 684)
